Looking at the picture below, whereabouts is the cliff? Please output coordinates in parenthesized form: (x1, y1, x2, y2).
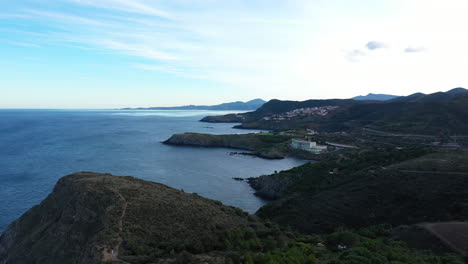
(163, 133, 289, 159)
(163, 132, 260, 151)
(0, 172, 257, 264)
(163, 132, 327, 160)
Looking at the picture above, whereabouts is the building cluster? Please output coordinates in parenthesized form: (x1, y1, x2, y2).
(262, 106, 339, 121)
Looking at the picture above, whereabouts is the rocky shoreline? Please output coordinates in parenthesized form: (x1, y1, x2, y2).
(162, 132, 291, 159)
(232, 170, 307, 200)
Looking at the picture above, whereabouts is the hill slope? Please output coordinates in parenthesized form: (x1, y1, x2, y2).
(256, 149, 468, 234)
(0, 172, 255, 264)
(321, 95, 468, 134)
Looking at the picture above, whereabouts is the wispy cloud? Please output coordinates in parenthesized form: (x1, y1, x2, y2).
(25, 9, 109, 26)
(67, 0, 173, 18)
(366, 41, 387, 50)
(404, 46, 425, 53)
(7, 41, 40, 48)
(3, 0, 314, 92)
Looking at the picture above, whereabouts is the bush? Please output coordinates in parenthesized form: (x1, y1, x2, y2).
(325, 232, 360, 250)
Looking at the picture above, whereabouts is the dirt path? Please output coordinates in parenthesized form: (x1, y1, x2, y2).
(102, 191, 128, 263)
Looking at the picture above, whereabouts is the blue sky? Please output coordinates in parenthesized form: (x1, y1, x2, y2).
(1, 0, 468, 108)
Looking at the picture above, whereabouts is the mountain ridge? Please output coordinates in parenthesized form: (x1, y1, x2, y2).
(352, 93, 400, 101)
(389, 87, 468, 103)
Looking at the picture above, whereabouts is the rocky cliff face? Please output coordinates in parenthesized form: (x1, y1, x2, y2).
(0, 172, 256, 264)
(163, 133, 257, 151)
(247, 173, 301, 200)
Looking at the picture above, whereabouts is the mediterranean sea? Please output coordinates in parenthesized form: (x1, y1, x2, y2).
(0, 109, 306, 231)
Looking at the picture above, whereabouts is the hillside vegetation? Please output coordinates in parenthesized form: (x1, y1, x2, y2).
(0, 172, 256, 264)
(1, 172, 465, 264)
(256, 148, 468, 234)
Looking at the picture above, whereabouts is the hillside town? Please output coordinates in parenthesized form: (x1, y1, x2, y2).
(262, 106, 339, 121)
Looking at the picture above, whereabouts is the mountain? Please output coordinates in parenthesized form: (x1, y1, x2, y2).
(0, 172, 257, 264)
(389, 88, 468, 103)
(124, 99, 266, 111)
(352, 93, 400, 101)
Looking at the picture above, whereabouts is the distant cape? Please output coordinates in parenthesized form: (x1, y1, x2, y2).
(122, 99, 266, 111)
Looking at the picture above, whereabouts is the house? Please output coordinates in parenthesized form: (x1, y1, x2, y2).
(291, 139, 327, 153)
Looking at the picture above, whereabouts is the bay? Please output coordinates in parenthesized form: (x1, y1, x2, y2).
(0, 109, 306, 231)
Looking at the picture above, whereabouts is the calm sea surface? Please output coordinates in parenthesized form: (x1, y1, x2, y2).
(0, 109, 306, 231)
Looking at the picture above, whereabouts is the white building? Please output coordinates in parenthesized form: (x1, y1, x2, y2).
(291, 139, 327, 153)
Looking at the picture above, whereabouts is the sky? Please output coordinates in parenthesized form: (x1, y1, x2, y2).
(1, 0, 468, 108)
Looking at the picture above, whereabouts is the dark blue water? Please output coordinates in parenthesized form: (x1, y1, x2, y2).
(0, 110, 306, 231)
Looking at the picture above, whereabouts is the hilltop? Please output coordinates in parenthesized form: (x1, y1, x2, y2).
(123, 99, 266, 111)
(0, 172, 257, 264)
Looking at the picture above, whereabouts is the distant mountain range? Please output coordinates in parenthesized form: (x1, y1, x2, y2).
(389, 87, 468, 103)
(123, 99, 266, 111)
(352, 87, 468, 102)
(352, 93, 400, 101)
(123, 87, 468, 113)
